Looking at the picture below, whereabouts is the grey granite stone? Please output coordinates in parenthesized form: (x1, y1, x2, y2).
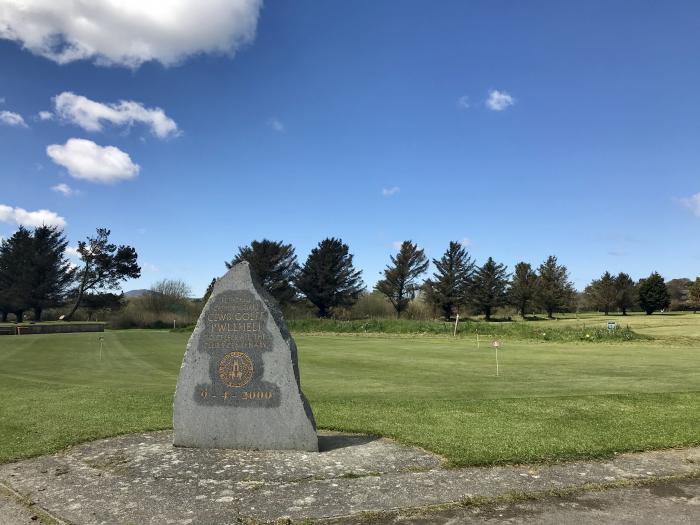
(173, 261, 318, 451)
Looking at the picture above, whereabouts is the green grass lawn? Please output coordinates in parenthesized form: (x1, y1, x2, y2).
(0, 327, 699, 467)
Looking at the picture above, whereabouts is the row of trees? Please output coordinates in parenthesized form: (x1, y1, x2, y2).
(224, 238, 363, 318)
(0, 227, 140, 322)
(374, 241, 575, 320)
(585, 272, 700, 315)
(3, 227, 695, 323)
(227, 238, 697, 319)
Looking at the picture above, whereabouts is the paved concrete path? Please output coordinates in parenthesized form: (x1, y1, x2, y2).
(0, 431, 698, 524)
(334, 478, 700, 524)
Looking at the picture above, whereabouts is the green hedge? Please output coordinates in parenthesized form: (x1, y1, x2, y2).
(173, 318, 647, 343)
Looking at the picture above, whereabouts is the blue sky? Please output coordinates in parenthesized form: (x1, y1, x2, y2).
(1, 1, 699, 296)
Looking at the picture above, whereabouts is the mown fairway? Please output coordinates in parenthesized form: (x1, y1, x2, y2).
(0, 323, 699, 466)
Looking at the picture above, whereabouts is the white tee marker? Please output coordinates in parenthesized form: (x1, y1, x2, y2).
(492, 339, 502, 376)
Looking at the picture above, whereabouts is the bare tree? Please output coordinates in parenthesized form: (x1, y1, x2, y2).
(145, 279, 192, 314)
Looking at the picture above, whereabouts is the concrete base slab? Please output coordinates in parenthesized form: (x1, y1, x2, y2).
(0, 431, 698, 524)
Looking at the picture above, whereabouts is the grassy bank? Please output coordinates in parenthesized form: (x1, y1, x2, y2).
(286, 317, 645, 342)
(1, 330, 698, 466)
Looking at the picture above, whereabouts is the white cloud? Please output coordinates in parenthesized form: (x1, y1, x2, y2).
(0, 0, 262, 68)
(51, 183, 75, 196)
(0, 110, 27, 127)
(65, 245, 80, 258)
(382, 186, 400, 197)
(142, 262, 160, 273)
(457, 95, 470, 110)
(267, 117, 285, 132)
(0, 204, 66, 228)
(460, 237, 472, 247)
(38, 110, 53, 120)
(486, 89, 515, 111)
(0, 97, 5, 104)
(46, 138, 139, 184)
(53, 92, 179, 138)
(392, 241, 403, 251)
(680, 193, 700, 217)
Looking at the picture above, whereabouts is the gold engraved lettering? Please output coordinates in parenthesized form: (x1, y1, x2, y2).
(242, 391, 273, 400)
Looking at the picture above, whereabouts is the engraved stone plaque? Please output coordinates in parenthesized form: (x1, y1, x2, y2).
(173, 261, 318, 451)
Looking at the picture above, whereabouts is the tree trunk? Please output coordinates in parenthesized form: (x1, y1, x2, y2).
(65, 295, 83, 321)
(547, 307, 554, 319)
(1, 311, 7, 322)
(34, 307, 42, 322)
(519, 303, 526, 319)
(14, 310, 23, 322)
(622, 307, 627, 316)
(604, 306, 609, 316)
(66, 263, 90, 321)
(484, 307, 491, 321)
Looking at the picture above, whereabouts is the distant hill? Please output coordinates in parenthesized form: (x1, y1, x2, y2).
(124, 289, 152, 298)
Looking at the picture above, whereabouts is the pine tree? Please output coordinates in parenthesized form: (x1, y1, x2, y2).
(0, 227, 33, 322)
(422, 241, 474, 320)
(615, 272, 637, 315)
(296, 238, 364, 317)
(66, 229, 140, 320)
(535, 255, 575, 319)
(637, 272, 670, 315)
(585, 271, 617, 316)
(688, 277, 700, 314)
(471, 257, 509, 321)
(375, 241, 429, 318)
(81, 293, 123, 321)
(227, 239, 299, 305)
(202, 278, 217, 304)
(508, 262, 537, 318)
(26, 226, 75, 321)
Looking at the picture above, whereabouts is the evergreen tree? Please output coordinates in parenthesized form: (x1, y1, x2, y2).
(81, 293, 123, 321)
(615, 272, 637, 315)
(227, 239, 299, 305)
(202, 277, 217, 304)
(535, 255, 575, 319)
(666, 278, 691, 309)
(296, 238, 364, 317)
(375, 241, 429, 318)
(637, 272, 670, 315)
(688, 277, 700, 314)
(65, 228, 140, 320)
(585, 271, 617, 315)
(422, 241, 474, 320)
(0, 227, 33, 322)
(471, 257, 509, 321)
(26, 226, 75, 321)
(508, 262, 537, 318)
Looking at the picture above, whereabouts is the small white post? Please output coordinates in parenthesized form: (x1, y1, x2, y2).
(492, 339, 501, 376)
(99, 336, 104, 361)
(476, 330, 480, 349)
(173, 319, 176, 329)
(453, 314, 459, 337)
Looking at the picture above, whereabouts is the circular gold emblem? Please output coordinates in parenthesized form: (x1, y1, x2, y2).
(218, 352, 253, 388)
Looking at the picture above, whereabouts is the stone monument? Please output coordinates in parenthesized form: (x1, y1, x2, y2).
(173, 261, 318, 451)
